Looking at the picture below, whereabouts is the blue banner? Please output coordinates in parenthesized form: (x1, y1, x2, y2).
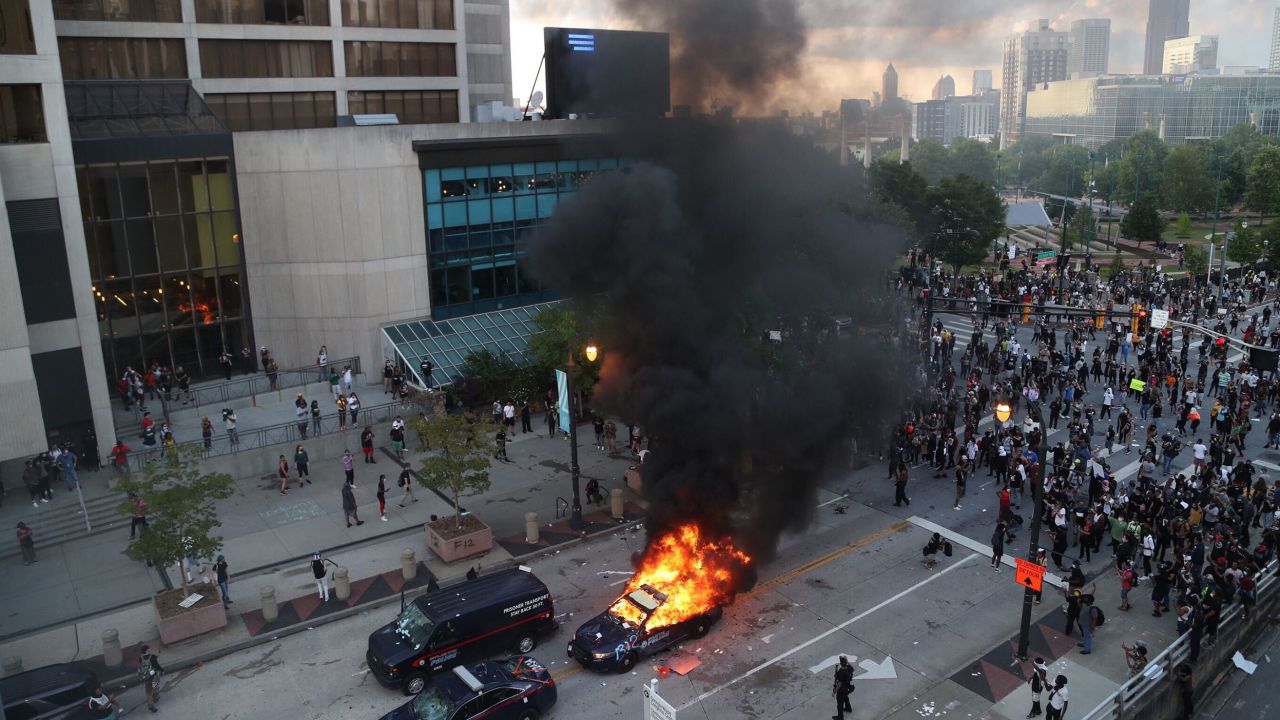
(556, 369, 570, 433)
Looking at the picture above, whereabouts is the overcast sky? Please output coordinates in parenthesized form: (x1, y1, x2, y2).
(509, 0, 1279, 113)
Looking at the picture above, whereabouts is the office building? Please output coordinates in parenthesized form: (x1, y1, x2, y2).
(931, 75, 955, 100)
(1143, 0, 1191, 75)
(914, 90, 999, 145)
(1000, 19, 1070, 149)
(1163, 35, 1218, 74)
(0, 0, 516, 466)
(1023, 74, 1280, 148)
(883, 63, 898, 103)
(1068, 19, 1111, 77)
(972, 69, 993, 94)
(1271, 8, 1280, 72)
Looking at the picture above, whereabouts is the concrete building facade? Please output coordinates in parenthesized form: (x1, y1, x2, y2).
(972, 69, 992, 94)
(1000, 19, 1069, 150)
(1163, 35, 1219, 75)
(1271, 8, 1280, 73)
(1143, 0, 1191, 75)
(1068, 18, 1110, 77)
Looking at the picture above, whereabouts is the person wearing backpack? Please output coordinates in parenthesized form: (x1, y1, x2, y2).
(138, 644, 164, 712)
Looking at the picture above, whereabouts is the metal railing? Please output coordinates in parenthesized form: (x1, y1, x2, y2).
(120, 396, 421, 472)
(1079, 557, 1279, 719)
(113, 356, 364, 432)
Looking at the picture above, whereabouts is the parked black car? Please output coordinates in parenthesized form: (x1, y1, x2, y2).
(376, 656, 556, 720)
(0, 662, 99, 720)
(567, 584, 720, 673)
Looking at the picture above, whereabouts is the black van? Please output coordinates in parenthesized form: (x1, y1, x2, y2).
(366, 567, 557, 695)
(0, 662, 98, 720)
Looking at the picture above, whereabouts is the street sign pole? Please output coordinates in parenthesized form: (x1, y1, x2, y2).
(643, 679, 678, 720)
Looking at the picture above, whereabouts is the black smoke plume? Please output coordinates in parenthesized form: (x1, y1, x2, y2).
(612, 0, 807, 112)
(527, 122, 909, 561)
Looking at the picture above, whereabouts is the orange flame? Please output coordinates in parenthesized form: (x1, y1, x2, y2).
(608, 523, 751, 631)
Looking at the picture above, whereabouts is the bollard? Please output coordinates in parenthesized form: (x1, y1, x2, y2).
(260, 585, 278, 623)
(2, 656, 22, 677)
(101, 629, 123, 668)
(525, 511, 539, 544)
(611, 488, 625, 520)
(400, 550, 417, 582)
(335, 566, 351, 600)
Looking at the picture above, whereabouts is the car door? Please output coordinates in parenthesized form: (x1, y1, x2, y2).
(462, 688, 522, 719)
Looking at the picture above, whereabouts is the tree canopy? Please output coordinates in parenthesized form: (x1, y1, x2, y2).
(922, 175, 1005, 273)
(1245, 145, 1280, 219)
(1119, 193, 1163, 245)
(409, 413, 491, 529)
(1162, 144, 1214, 214)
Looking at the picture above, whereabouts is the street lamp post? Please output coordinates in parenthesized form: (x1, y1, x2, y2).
(565, 343, 598, 531)
(1210, 156, 1223, 290)
(1009, 404, 1048, 662)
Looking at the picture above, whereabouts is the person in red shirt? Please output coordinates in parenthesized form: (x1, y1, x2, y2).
(110, 440, 129, 478)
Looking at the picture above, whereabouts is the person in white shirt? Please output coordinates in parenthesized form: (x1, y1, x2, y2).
(1192, 440, 1207, 471)
(1047, 675, 1069, 719)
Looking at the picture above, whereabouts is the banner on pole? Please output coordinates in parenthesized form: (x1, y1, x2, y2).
(556, 369, 570, 433)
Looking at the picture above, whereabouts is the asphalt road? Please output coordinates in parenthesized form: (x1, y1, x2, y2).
(110, 307, 1279, 720)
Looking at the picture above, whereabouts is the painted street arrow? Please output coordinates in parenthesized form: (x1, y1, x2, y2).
(808, 654, 857, 674)
(855, 656, 897, 680)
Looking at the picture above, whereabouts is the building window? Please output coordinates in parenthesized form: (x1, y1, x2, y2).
(344, 41, 455, 77)
(205, 91, 336, 131)
(0, 85, 45, 142)
(341, 0, 452, 29)
(59, 38, 188, 80)
(0, 0, 35, 54)
(78, 159, 250, 380)
(348, 90, 458, 124)
(195, 0, 330, 26)
(53, 0, 182, 22)
(199, 39, 333, 78)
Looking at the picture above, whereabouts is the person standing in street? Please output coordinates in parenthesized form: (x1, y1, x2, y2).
(311, 551, 330, 601)
(991, 521, 1006, 571)
(295, 393, 309, 438)
(376, 475, 388, 521)
(16, 522, 35, 565)
(277, 454, 291, 495)
(336, 394, 348, 430)
(397, 467, 417, 506)
(59, 445, 79, 491)
(545, 405, 558, 439)
(342, 450, 355, 485)
(832, 655, 854, 720)
(294, 445, 311, 485)
(520, 401, 532, 434)
(349, 392, 361, 426)
(214, 555, 231, 608)
(310, 400, 322, 437)
(1045, 675, 1068, 720)
(110, 440, 129, 479)
(138, 644, 163, 713)
(342, 477, 363, 528)
(1078, 592, 1096, 654)
(360, 425, 376, 464)
(223, 408, 238, 447)
(893, 463, 910, 506)
(22, 460, 42, 507)
(129, 493, 148, 538)
(1026, 658, 1048, 717)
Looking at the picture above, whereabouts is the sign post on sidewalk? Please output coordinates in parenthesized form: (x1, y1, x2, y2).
(1014, 557, 1044, 593)
(643, 679, 678, 720)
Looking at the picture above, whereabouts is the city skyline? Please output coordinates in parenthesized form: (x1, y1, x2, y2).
(510, 0, 1279, 113)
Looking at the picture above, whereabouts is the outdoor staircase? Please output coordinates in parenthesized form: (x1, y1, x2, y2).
(1, 489, 128, 561)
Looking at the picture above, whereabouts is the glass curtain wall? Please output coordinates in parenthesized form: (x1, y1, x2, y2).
(423, 158, 629, 318)
(77, 158, 250, 380)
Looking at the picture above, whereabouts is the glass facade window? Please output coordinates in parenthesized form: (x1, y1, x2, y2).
(341, 0, 452, 29)
(0, 0, 35, 54)
(195, 0, 330, 25)
(53, 0, 183, 22)
(344, 41, 456, 77)
(0, 84, 45, 142)
(199, 39, 334, 78)
(78, 159, 249, 381)
(205, 91, 336, 131)
(423, 158, 629, 318)
(348, 90, 457, 124)
(59, 38, 188, 80)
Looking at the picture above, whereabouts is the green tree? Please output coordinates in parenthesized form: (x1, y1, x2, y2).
(115, 445, 235, 597)
(1228, 220, 1264, 265)
(1119, 193, 1164, 245)
(923, 175, 1006, 273)
(1174, 212, 1194, 238)
(1210, 123, 1278, 205)
(1245, 145, 1280, 221)
(1162, 144, 1213, 214)
(1183, 242, 1209, 278)
(909, 138, 951, 185)
(458, 348, 520, 403)
(948, 138, 997, 185)
(1033, 144, 1090, 198)
(524, 304, 602, 399)
(1263, 222, 1280, 268)
(1068, 204, 1094, 249)
(868, 158, 930, 237)
(1116, 130, 1168, 205)
(409, 413, 491, 529)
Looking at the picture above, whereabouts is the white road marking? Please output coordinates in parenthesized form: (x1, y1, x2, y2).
(855, 656, 898, 681)
(674, 554, 978, 711)
(817, 495, 849, 508)
(808, 654, 856, 674)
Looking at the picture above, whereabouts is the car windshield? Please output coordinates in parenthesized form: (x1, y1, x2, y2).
(394, 603, 435, 649)
(411, 685, 457, 720)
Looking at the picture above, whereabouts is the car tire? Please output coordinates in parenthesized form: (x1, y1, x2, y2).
(517, 711, 541, 720)
(619, 653, 635, 673)
(516, 634, 536, 654)
(692, 619, 710, 638)
(402, 671, 428, 696)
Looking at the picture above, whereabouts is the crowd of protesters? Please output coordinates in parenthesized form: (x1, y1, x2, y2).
(890, 249, 1279, 690)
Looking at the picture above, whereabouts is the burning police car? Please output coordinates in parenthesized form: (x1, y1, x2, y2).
(566, 584, 721, 673)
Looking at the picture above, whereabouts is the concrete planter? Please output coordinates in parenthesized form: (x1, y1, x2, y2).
(425, 516, 492, 563)
(153, 586, 227, 645)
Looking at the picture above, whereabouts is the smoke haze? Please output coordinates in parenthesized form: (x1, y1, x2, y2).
(527, 122, 908, 560)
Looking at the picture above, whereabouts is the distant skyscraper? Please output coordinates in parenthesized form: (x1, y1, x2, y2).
(1068, 19, 1111, 76)
(972, 69, 993, 94)
(1162, 35, 1218, 74)
(931, 75, 956, 99)
(883, 63, 899, 102)
(1143, 0, 1191, 75)
(1000, 19, 1069, 150)
(1270, 8, 1280, 71)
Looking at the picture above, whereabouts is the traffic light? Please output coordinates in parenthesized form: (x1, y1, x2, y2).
(1131, 305, 1145, 334)
(1215, 336, 1227, 358)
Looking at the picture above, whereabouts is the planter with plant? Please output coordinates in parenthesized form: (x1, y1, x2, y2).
(409, 413, 494, 562)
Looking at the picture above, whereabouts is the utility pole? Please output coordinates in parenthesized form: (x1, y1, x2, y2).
(1209, 156, 1223, 293)
(1015, 408, 1048, 661)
